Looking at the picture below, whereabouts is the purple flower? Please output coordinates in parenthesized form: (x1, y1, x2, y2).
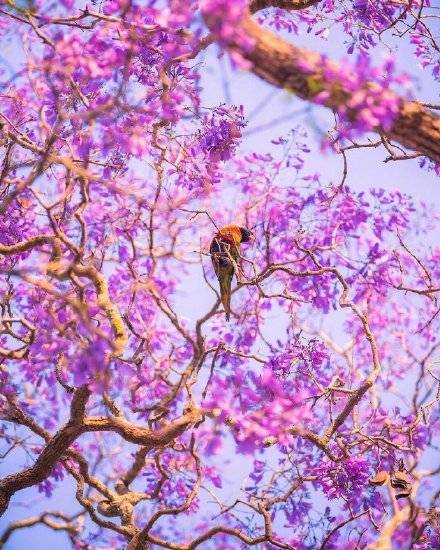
(73, 339, 110, 392)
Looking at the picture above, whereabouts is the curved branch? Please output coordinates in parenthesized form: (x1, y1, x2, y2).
(0, 395, 201, 517)
(0, 235, 56, 255)
(83, 409, 202, 447)
(0, 387, 90, 516)
(71, 264, 128, 356)
(250, 0, 321, 13)
(145, 524, 291, 549)
(0, 234, 128, 357)
(0, 511, 83, 547)
(205, 10, 440, 163)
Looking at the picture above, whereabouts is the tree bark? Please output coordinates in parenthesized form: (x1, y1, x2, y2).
(206, 5, 440, 163)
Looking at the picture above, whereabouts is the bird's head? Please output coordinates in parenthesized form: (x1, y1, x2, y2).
(239, 227, 255, 243)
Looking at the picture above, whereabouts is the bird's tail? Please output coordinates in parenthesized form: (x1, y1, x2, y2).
(219, 275, 232, 321)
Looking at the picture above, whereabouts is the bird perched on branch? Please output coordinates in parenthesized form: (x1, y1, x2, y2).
(210, 224, 254, 321)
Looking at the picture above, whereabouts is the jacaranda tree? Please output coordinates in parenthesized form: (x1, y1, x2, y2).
(0, 0, 439, 548)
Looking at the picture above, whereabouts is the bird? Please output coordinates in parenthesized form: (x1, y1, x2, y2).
(210, 224, 254, 321)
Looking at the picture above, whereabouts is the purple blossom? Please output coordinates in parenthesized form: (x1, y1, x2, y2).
(314, 456, 371, 511)
(72, 339, 110, 392)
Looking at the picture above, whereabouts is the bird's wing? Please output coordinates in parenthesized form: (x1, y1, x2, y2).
(210, 237, 230, 277)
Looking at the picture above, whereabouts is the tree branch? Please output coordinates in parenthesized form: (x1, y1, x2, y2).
(205, 9, 440, 163)
(0, 394, 201, 517)
(0, 387, 90, 516)
(249, 0, 321, 13)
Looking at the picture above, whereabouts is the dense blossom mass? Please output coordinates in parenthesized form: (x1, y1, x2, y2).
(0, 1, 439, 549)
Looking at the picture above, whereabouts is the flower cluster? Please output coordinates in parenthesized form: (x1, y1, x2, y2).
(72, 339, 110, 392)
(171, 104, 246, 189)
(197, 105, 245, 162)
(203, 366, 312, 452)
(200, 0, 251, 47)
(411, 24, 440, 80)
(300, 53, 409, 139)
(313, 456, 372, 511)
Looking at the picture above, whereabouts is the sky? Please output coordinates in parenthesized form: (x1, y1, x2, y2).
(0, 3, 439, 549)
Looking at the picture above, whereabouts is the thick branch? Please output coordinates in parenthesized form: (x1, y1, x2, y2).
(0, 398, 201, 517)
(83, 409, 202, 447)
(206, 11, 440, 163)
(249, 0, 320, 13)
(72, 264, 128, 356)
(0, 235, 56, 255)
(0, 387, 90, 516)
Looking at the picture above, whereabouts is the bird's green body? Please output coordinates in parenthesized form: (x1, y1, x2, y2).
(213, 242, 239, 321)
(210, 225, 253, 321)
